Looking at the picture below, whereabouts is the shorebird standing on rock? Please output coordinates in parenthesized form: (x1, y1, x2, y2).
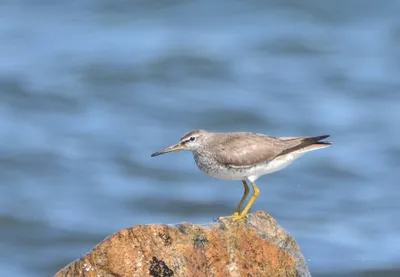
(151, 130, 332, 220)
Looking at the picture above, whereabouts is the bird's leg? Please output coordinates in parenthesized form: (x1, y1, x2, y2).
(232, 180, 250, 216)
(232, 181, 260, 221)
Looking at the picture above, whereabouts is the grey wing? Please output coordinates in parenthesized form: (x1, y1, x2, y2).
(211, 133, 289, 168)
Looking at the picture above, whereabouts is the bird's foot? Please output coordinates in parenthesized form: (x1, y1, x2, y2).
(216, 212, 249, 222)
(231, 212, 248, 221)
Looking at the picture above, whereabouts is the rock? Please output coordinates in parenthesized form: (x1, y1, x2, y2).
(54, 211, 311, 277)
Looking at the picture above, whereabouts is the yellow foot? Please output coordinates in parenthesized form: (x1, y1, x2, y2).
(217, 212, 249, 222)
(232, 212, 248, 221)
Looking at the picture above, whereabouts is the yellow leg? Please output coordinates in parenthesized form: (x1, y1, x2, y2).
(232, 181, 260, 221)
(232, 180, 250, 216)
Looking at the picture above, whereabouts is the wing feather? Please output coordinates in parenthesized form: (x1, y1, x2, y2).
(208, 133, 329, 168)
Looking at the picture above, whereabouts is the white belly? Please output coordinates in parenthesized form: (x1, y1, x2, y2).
(202, 153, 303, 182)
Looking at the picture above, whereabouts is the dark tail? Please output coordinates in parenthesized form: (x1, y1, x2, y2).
(279, 135, 332, 156)
(305, 135, 331, 145)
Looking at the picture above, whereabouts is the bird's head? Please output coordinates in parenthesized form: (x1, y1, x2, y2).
(151, 129, 208, 157)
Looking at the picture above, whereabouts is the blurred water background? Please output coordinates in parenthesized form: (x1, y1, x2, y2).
(1, 1, 400, 276)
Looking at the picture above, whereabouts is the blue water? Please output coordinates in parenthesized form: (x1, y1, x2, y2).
(1, 1, 400, 276)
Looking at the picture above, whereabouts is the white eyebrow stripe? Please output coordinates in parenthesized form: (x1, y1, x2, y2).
(181, 138, 191, 144)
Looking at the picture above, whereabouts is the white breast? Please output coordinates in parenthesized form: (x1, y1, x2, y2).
(197, 152, 304, 183)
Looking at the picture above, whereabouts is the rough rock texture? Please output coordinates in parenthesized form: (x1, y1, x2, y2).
(55, 211, 311, 277)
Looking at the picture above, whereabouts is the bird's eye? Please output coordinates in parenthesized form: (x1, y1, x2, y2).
(190, 136, 195, 141)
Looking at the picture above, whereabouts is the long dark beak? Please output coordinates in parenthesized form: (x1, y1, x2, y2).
(151, 143, 184, 157)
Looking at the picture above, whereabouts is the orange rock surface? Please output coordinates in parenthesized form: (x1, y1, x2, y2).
(55, 211, 311, 277)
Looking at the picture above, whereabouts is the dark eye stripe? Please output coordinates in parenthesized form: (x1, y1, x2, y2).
(182, 139, 191, 144)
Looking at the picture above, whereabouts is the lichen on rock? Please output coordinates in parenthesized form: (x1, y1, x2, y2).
(55, 211, 311, 277)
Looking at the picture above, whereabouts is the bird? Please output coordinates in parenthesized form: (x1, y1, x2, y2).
(151, 130, 332, 220)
